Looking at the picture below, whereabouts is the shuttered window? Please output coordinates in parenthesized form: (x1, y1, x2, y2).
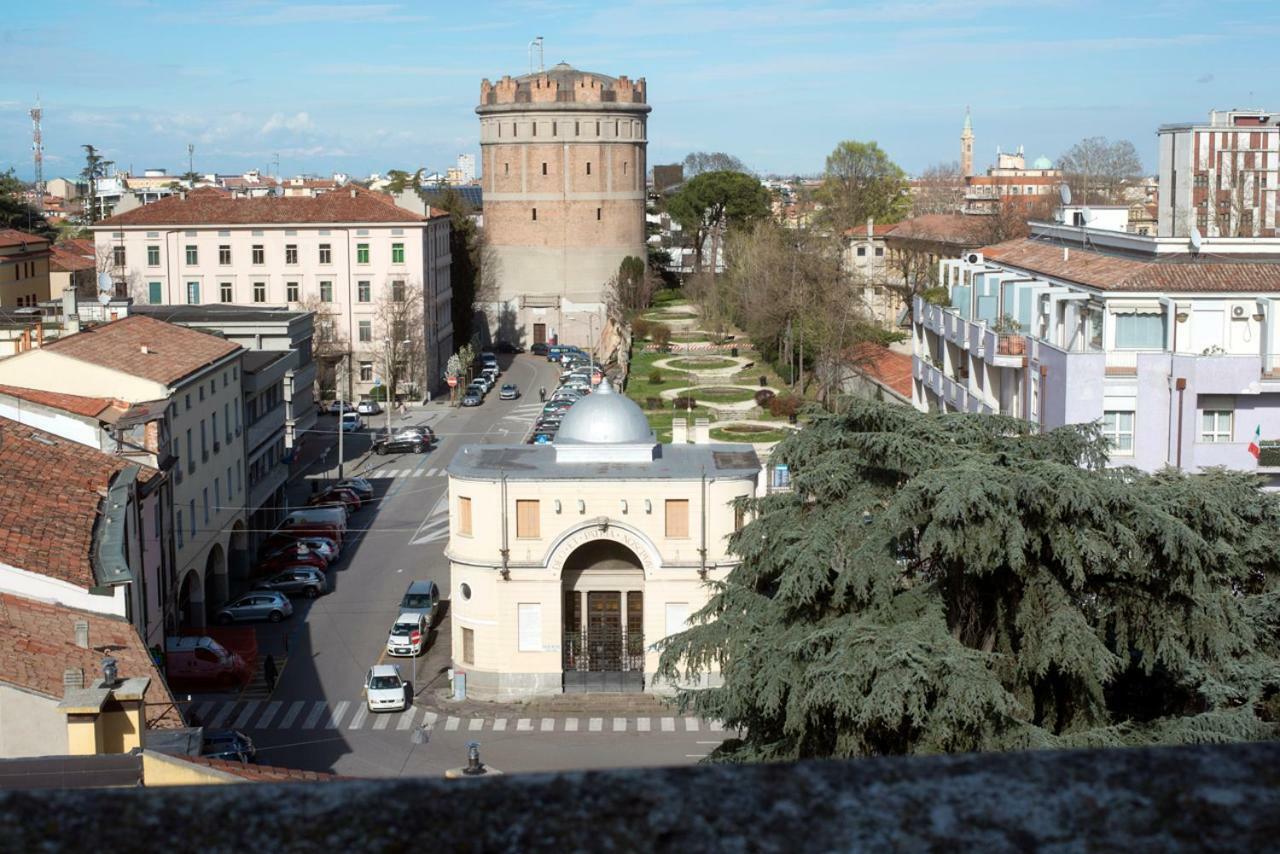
(516, 500, 540, 538)
(665, 499, 689, 538)
(462, 628, 474, 664)
(458, 497, 472, 536)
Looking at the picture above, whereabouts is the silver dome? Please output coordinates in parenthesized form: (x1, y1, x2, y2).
(555, 380, 654, 445)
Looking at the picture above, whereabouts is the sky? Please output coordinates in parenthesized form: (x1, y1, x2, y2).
(2, 0, 1279, 183)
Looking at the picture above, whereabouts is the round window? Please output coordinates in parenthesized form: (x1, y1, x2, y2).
(460, 583, 472, 601)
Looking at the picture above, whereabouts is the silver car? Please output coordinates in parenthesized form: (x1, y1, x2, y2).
(214, 590, 293, 625)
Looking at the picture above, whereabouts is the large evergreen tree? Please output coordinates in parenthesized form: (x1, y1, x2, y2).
(658, 400, 1280, 760)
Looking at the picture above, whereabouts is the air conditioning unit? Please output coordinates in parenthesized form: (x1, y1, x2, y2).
(1230, 302, 1252, 320)
(965, 252, 984, 265)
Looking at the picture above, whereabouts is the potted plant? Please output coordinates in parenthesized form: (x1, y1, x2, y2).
(992, 314, 1025, 355)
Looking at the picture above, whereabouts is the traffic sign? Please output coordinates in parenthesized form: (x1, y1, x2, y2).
(446, 375, 458, 388)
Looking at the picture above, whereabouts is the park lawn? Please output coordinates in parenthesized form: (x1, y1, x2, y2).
(669, 332, 713, 343)
(651, 288, 687, 307)
(624, 351, 688, 402)
(709, 425, 794, 444)
(693, 387, 760, 404)
(665, 355, 740, 371)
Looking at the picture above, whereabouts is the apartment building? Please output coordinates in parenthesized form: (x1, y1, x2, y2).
(912, 221, 1280, 486)
(0, 315, 247, 627)
(1158, 108, 1280, 238)
(91, 185, 452, 401)
(0, 229, 52, 309)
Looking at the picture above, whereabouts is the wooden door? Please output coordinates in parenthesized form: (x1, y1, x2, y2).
(586, 591, 621, 672)
(533, 323, 547, 345)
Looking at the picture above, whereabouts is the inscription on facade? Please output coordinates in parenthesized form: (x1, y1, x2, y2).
(549, 524, 658, 576)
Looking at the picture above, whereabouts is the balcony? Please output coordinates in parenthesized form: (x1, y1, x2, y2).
(245, 404, 286, 453)
(915, 357, 994, 415)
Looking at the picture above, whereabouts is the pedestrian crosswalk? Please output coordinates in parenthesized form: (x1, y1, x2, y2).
(366, 466, 446, 479)
(183, 698, 724, 737)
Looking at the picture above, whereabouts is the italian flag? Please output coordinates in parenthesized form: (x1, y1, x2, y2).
(1248, 424, 1262, 461)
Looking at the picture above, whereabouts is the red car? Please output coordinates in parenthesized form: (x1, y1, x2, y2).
(256, 548, 329, 575)
(309, 486, 361, 511)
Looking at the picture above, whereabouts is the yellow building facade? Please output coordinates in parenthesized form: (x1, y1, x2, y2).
(446, 383, 758, 699)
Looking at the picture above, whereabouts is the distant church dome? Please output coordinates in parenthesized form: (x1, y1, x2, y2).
(555, 380, 654, 445)
(1033, 155, 1053, 170)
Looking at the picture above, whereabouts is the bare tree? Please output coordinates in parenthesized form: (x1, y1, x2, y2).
(372, 281, 426, 405)
(1058, 137, 1144, 205)
(912, 161, 966, 216)
(298, 295, 349, 399)
(604, 255, 657, 322)
(682, 151, 749, 177)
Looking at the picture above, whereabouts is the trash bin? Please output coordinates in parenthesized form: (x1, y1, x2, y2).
(731, 347, 739, 357)
(760, 375, 768, 387)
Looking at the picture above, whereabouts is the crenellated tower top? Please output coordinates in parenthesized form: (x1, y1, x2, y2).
(479, 62, 647, 108)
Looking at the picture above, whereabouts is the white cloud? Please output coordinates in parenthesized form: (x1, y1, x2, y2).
(260, 112, 315, 134)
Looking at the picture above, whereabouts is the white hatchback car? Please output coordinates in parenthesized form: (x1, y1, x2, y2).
(385, 612, 429, 657)
(364, 664, 407, 713)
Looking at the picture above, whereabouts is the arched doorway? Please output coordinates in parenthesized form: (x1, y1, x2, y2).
(228, 521, 250, 580)
(561, 540, 645, 693)
(204, 543, 228, 613)
(178, 569, 205, 630)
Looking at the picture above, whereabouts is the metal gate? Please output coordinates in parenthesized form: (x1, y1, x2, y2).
(562, 591, 645, 693)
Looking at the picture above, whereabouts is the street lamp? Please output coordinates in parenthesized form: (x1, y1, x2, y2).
(383, 337, 413, 436)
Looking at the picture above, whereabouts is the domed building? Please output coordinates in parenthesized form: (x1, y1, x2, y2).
(445, 382, 760, 699)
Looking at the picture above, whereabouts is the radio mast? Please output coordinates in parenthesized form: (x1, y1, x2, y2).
(30, 97, 44, 213)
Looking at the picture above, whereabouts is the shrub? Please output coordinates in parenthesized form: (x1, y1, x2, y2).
(768, 394, 803, 418)
(644, 397, 663, 410)
(651, 323, 672, 350)
(754, 388, 776, 408)
(631, 317, 652, 339)
(671, 396, 697, 411)
(648, 369, 664, 385)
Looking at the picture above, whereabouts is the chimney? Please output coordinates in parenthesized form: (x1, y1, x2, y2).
(63, 668, 84, 692)
(180, 190, 187, 200)
(350, 188, 357, 198)
(74, 620, 90, 648)
(62, 286, 78, 322)
(140, 344, 150, 355)
(866, 216, 873, 239)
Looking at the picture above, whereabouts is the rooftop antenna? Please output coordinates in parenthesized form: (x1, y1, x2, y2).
(187, 143, 195, 183)
(528, 36, 544, 74)
(29, 96, 44, 214)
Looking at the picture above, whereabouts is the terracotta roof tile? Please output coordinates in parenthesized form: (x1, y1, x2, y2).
(0, 416, 154, 588)
(43, 314, 240, 386)
(0, 229, 51, 250)
(0, 594, 182, 729)
(0, 385, 117, 419)
(850, 344, 913, 400)
(886, 214, 985, 247)
(982, 238, 1280, 292)
(48, 242, 96, 273)
(844, 224, 896, 238)
(179, 755, 346, 782)
(99, 185, 426, 227)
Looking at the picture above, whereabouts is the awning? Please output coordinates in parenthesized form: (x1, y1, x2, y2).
(1107, 301, 1164, 315)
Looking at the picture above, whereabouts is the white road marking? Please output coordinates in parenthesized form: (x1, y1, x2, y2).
(540, 718, 555, 732)
(468, 718, 485, 731)
(661, 717, 675, 732)
(709, 720, 724, 732)
(412, 469, 424, 478)
(423, 711, 439, 725)
(613, 717, 627, 732)
(348, 704, 369, 730)
(637, 717, 651, 732)
(493, 718, 508, 731)
(255, 701, 282, 729)
(209, 702, 235, 728)
(516, 718, 532, 731)
(326, 700, 351, 729)
(564, 718, 578, 732)
(589, 717, 603, 732)
(684, 718, 700, 732)
(301, 701, 326, 730)
(396, 708, 419, 730)
(193, 701, 215, 721)
(445, 716, 460, 731)
(232, 700, 260, 729)
(373, 710, 392, 730)
(279, 701, 306, 729)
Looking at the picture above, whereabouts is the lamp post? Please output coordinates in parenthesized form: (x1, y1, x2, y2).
(383, 337, 413, 435)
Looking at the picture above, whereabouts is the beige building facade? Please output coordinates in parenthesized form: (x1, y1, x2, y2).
(446, 383, 757, 700)
(477, 63, 649, 350)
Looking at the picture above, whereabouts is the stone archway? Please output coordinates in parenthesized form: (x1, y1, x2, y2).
(178, 568, 205, 630)
(203, 543, 228, 613)
(228, 521, 250, 580)
(561, 539, 646, 693)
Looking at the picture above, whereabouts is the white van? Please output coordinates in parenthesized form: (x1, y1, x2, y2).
(282, 507, 348, 535)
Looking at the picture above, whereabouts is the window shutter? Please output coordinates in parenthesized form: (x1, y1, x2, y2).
(665, 499, 689, 538)
(458, 497, 472, 535)
(516, 500, 540, 538)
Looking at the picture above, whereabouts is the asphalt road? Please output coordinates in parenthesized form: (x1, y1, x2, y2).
(184, 352, 725, 776)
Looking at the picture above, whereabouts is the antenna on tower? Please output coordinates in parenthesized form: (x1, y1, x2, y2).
(29, 97, 44, 215)
(528, 36, 544, 74)
(187, 143, 195, 185)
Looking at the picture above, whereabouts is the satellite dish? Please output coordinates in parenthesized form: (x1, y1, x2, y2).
(1058, 184, 1072, 205)
(1081, 206, 1093, 224)
(1190, 226, 1203, 253)
(97, 271, 114, 292)
(97, 290, 113, 307)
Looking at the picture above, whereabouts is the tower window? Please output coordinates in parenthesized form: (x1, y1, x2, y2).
(595, 121, 600, 135)
(552, 122, 557, 137)
(542, 162, 547, 175)
(532, 208, 537, 221)
(586, 162, 592, 176)
(504, 163, 509, 176)
(615, 120, 619, 135)
(512, 122, 518, 137)
(596, 207, 602, 221)
(623, 162, 628, 175)
(575, 121, 580, 136)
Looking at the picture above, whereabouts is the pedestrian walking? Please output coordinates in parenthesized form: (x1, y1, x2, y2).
(263, 654, 278, 693)
(539, 386, 546, 402)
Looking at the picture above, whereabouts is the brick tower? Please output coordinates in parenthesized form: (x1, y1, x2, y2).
(477, 62, 650, 349)
(961, 106, 974, 178)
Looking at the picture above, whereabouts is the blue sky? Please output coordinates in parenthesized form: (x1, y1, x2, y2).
(2, 0, 1278, 182)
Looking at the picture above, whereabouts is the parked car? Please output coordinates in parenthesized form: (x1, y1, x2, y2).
(461, 391, 482, 407)
(271, 519, 343, 548)
(374, 431, 431, 454)
(385, 612, 429, 657)
(335, 477, 374, 501)
(495, 341, 521, 353)
(256, 548, 328, 575)
(341, 412, 364, 432)
(531, 342, 549, 356)
(214, 591, 294, 625)
(165, 636, 249, 689)
(253, 566, 328, 599)
(547, 346, 565, 362)
(356, 400, 383, 415)
(532, 430, 555, 444)
(482, 366, 500, 384)
(364, 664, 408, 713)
(260, 533, 340, 563)
(327, 400, 357, 415)
(283, 507, 348, 535)
(399, 425, 436, 443)
(399, 580, 440, 625)
(474, 374, 495, 393)
(466, 380, 487, 398)
(201, 729, 257, 763)
(499, 383, 520, 400)
(309, 486, 361, 511)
